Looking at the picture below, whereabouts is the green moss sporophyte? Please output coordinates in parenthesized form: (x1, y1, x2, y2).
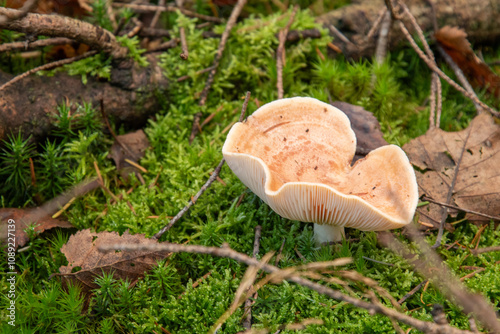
(222, 97, 419, 244)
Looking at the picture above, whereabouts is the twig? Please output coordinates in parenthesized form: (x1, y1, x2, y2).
(436, 45, 482, 114)
(471, 246, 500, 255)
(422, 196, 500, 221)
(275, 238, 286, 267)
(177, 65, 215, 82)
(0, 0, 38, 24)
(0, 8, 127, 59)
(387, 4, 500, 118)
(362, 256, 394, 267)
(112, 3, 223, 23)
(99, 241, 477, 334)
(188, 112, 203, 144)
(432, 127, 472, 248)
(374, 11, 391, 64)
(198, 0, 248, 106)
(150, 0, 165, 29)
(243, 225, 262, 330)
(175, 0, 189, 60)
(365, 8, 388, 42)
(0, 37, 73, 53)
(153, 92, 251, 239)
(328, 24, 353, 45)
(381, 225, 500, 333)
(0, 50, 97, 92)
(398, 280, 428, 305)
(106, 0, 118, 31)
(145, 38, 179, 53)
(276, 6, 298, 100)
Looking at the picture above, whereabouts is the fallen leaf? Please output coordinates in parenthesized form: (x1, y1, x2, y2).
(436, 26, 500, 98)
(0, 208, 74, 248)
(403, 113, 500, 226)
(331, 101, 388, 162)
(58, 229, 169, 296)
(108, 130, 150, 178)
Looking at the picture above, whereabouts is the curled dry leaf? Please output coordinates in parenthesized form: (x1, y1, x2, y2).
(436, 26, 500, 98)
(58, 229, 169, 296)
(108, 129, 150, 177)
(403, 113, 500, 226)
(0, 208, 74, 248)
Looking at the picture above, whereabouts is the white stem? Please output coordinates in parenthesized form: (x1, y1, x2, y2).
(314, 224, 345, 244)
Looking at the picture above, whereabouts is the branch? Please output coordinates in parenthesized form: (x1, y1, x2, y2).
(99, 241, 476, 334)
(0, 7, 127, 59)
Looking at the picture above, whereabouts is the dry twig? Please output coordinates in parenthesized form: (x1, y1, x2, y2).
(383, 1, 499, 118)
(243, 225, 262, 330)
(99, 241, 477, 334)
(277, 6, 298, 99)
(176, 0, 189, 60)
(0, 37, 73, 53)
(112, 3, 223, 23)
(0, 7, 127, 59)
(0, 50, 98, 92)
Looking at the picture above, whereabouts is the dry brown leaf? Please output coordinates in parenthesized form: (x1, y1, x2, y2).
(0, 208, 74, 248)
(331, 101, 388, 162)
(108, 129, 150, 178)
(403, 113, 500, 226)
(58, 229, 169, 295)
(436, 26, 500, 98)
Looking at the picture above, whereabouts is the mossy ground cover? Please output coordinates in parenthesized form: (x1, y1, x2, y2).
(1, 3, 500, 333)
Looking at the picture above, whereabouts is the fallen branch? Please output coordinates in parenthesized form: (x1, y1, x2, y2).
(99, 241, 477, 334)
(0, 7, 127, 59)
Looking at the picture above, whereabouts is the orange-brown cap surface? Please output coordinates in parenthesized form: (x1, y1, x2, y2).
(222, 97, 418, 242)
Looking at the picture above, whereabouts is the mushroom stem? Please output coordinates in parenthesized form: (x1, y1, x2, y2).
(314, 224, 345, 244)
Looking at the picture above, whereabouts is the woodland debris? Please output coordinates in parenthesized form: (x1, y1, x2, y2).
(436, 26, 500, 99)
(0, 179, 99, 248)
(0, 7, 128, 58)
(58, 229, 170, 296)
(108, 130, 150, 179)
(100, 241, 479, 334)
(0, 55, 167, 143)
(404, 113, 500, 226)
(0, 208, 74, 248)
(318, 0, 500, 59)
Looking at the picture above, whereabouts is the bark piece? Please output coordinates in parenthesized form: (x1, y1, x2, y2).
(0, 55, 168, 143)
(404, 113, 500, 226)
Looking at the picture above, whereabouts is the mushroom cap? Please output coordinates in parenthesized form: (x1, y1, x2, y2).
(222, 97, 418, 231)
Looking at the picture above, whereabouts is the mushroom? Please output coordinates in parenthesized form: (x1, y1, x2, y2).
(222, 97, 418, 244)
